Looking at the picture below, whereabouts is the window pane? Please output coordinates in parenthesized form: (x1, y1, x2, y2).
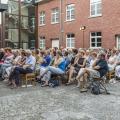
(97, 38, 101, 42)
(71, 42, 75, 47)
(71, 34, 75, 37)
(92, 43, 95, 47)
(91, 32, 96, 36)
(91, 38, 95, 42)
(91, 4, 95, 15)
(97, 3, 102, 14)
(67, 39, 70, 47)
(67, 34, 70, 38)
(97, 32, 101, 36)
(97, 43, 101, 47)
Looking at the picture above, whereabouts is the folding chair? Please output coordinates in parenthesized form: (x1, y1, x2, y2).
(88, 76, 110, 94)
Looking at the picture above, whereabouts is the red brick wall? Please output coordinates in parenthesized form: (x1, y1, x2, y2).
(37, 0, 120, 49)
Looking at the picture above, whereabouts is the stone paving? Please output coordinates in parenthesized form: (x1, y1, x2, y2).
(0, 81, 120, 120)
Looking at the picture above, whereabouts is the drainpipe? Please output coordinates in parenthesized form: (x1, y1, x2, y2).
(60, 0, 64, 48)
(18, 0, 21, 48)
(35, 4, 38, 49)
(1, 12, 5, 47)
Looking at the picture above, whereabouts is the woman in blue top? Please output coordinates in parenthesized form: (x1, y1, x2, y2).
(40, 51, 66, 87)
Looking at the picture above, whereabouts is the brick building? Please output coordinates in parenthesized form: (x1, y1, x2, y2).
(0, 24, 1, 47)
(37, 0, 120, 49)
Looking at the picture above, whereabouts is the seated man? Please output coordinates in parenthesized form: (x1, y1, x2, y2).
(39, 51, 67, 87)
(76, 53, 108, 92)
(9, 50, 36, 88)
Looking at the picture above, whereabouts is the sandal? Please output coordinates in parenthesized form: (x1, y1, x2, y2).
(66, 81, 73, 85)
(41, 83, 48, 87)
(10, 85, 18, 89)
(7, 82, 12, 86)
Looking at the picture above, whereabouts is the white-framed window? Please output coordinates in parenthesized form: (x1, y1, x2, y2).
(90, 0, 102, 17)
(116, 36, 120, 49)
(66, 4, 75, 21)
(51, 7, 59, 24)
(90, 32, 102, 48)
(39, 36, 45, 49)
(66, 33, 75, 48)
(39, 11, 45, 26)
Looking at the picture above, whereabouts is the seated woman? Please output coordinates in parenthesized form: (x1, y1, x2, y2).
(39, 51, 67, 87)
(34, 49, 43, 75)
(6, 50, 26, 86)
(39, 50, 51, 77)
(0, 48, 14, 79)
(66, 50, 86, 85)
(3, 50, 21, 80)
(115, 50, 120, 78)
(107, 50, 117, 71)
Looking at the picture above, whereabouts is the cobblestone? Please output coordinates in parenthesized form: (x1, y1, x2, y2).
(0, 82, 120, 120)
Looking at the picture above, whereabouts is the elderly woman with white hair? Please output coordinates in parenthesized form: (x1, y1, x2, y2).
(9, 50, 36, 88)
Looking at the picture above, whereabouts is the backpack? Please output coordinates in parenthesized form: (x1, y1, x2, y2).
(48, 79, 59, 88)
(91, 82, 100, 95)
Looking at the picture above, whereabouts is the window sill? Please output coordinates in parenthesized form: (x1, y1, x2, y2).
(88, 15, 102, 19)
(51, 22, 59, 25)
(65, 19, 75, 22)
(66, 47, 75, 49)
(39, 24, 46, 27)
(90, 47, 102, 49)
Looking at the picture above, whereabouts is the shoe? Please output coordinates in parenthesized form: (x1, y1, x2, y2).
(41, 83, 48, 87)
(80, 88, 88, 93)
(10, 85, 18, 89)
(66, 81, 73, 85)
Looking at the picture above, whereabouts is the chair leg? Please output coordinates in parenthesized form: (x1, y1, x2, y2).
(99, 82, 109, 94)
(33, 79, 36, 86)
(25, 80, 27, 88)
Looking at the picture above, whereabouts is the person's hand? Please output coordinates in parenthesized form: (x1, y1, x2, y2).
(23, 65, 27, 69)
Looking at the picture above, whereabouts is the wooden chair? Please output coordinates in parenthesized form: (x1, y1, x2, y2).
(21, 73, 36, 87)
(106, 70, 115, 81)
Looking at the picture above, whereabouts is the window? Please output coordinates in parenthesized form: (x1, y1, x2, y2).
(51, 8, 59, 24)
(66, 4, 75, 21)
(90, 0, 102, 17)
(39, 37, 45, 49)
(66, 34, 75, 48)
(39, 11, 45, 25)
(116, 36, 120, 49)
(90, 32, 102, 48)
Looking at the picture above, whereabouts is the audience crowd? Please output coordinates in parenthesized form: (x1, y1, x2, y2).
(0, 47, 120, 92)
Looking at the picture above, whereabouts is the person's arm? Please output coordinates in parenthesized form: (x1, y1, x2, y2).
(92, 59, 99, 68)
(93, 65, 100, 70)
(53, 58, 63, 67)
(23, 58, 36, 69)
(80, 59, 87, 68)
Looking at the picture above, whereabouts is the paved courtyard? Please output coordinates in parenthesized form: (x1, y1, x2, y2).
(0, 81, 120, 120)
